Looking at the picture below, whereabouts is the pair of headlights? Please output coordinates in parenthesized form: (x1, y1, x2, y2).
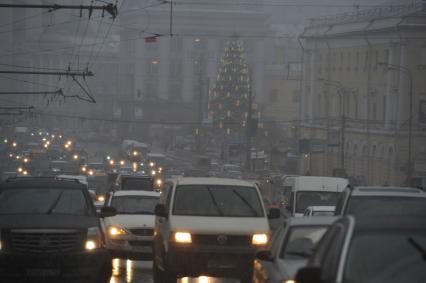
(0, 229, 102, 252)
(174, 232, 269, 246)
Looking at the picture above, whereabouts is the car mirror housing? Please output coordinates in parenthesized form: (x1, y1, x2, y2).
(99, 206, 117, 218)
(295, 266, 323, 283)
(155, 204, 168, 218)
(268, 208, 281, 219)
(255, 250, 273, 262)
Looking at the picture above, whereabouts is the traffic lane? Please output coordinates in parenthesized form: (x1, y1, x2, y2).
(109, 259, 239, 283)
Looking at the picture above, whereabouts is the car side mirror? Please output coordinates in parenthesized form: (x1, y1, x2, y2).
(268, 208, 281, 219)
(295, 266, 323, 283)
(155, 204, 168, 218)
(256, 250, 273, 262)
(99, 206, 117, 218)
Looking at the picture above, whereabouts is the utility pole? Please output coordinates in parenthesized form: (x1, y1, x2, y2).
(0, 3, 118, 19)
(245, 80, 253, 172)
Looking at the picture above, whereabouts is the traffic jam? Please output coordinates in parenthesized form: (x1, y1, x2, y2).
(0, 129, 425, 283)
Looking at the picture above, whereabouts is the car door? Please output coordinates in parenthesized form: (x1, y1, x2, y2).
(154, 181, 173, 264)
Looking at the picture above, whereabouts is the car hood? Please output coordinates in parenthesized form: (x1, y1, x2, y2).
(169, 216, 270, 234)
(276, 258, 308, 280)
(0, 214, 99, 229)
(104, 214, 155, 229)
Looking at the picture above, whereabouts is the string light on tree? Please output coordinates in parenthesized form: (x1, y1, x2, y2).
(209, 38, 251, 136)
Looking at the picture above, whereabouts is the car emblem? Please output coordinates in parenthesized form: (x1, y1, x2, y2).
(217, 235, 228, 245)
(39, 235, 50, 248)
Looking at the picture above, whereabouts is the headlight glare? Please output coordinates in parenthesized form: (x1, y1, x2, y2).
(252, 233, 268, 245)
(109, 226, 127, 236)
(85, 227, 102, 251)
(174, 232, 192, 243)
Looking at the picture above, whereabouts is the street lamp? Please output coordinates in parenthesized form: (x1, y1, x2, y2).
(378, 62, 413, 184)
(318, 78, 347, 174)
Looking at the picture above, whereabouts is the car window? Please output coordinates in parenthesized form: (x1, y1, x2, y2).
(173, 185, 264, 217)
(279, 226, 328, 259)
(346, 197, 426, 216)
(295, 191, 340, 213)
(121, 178, 153, 191)
(344, 231, 426, 283)
(334, 190, 347, 215)
(0, 188, 88, 216)
(111, 195, 159, 214)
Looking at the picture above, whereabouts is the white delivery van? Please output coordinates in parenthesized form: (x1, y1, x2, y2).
(283, 176, 349, 217)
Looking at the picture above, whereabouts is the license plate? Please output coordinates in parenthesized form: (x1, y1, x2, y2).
(26, 268, 61, 277)
(208, 259, 236, 269)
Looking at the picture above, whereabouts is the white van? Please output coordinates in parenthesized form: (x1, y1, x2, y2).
(152, 177, 280, 282)
(283, 176, 349, 217)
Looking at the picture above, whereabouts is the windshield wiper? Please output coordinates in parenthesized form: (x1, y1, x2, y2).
(46, 191, 64, 214)
(408, 237, 426, 261)
(207, 187, 224, 216)
(231, 189, 259, 217)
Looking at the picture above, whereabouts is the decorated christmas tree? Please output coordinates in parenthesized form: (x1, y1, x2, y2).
(208, 39, 251, 136)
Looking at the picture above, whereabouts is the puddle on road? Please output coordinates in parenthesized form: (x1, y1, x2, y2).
(110, 259, 238, 283)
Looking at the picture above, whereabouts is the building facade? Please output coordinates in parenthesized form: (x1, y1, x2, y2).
(299, 1, 426, 185)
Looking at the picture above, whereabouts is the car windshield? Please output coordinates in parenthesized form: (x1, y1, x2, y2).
(344, 231, 426, 283)
(89, 163, 104, 170)
(111, 195, 159, 214)
(346, 197, 426, 216)
(0, 188, 88, 215)
(296, 191, 339, 213)
(122, 178, 153, 191)
(280, 226, 328, 259)
(173, 185, 264, 217)
(312, 211, 334, 216)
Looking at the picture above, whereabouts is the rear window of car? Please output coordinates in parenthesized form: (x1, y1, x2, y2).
(346, 196, 426, 216)
(173, 185, 264, 217)
(122, 178, 153, 191)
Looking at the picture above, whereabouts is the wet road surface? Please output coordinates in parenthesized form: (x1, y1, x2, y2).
(109, 259, 239, 283)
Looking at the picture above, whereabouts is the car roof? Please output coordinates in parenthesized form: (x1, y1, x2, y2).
(120, 175, 153, 179)
(285, 216, 338, 226)
(347, 216, 426, 231)
(175, 177, 256, 187)
(351, 186, 426, 197)
(306, 206, 336, 211)
(113, 190, 160, 197)
(1, 177, 87, 190)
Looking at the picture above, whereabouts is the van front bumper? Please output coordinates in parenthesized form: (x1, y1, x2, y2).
(166, 243, 258, 278)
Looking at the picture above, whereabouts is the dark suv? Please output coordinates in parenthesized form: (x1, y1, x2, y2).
(0, 177, 115, 283)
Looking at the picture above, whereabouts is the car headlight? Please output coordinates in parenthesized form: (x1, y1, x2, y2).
(97, 195, 105, 202)
(174, 232, 192, 243)
(283, 280, 295, 283)
(0, 230, 2, 251)
(109, 226, 127, 237)
(252, 233, 268, 246)
(85, 227, 102, 251)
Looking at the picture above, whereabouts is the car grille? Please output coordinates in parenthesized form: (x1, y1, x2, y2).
(128, 240, 151, 247)
(191, 234, 251, 247)
(7, 230, 83, 254)
(130, 228, 154, 236)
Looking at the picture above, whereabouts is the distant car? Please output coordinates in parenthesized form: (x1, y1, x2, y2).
(303, 206, 335, 216)
(295, 216, 426, 283)
(334, 186, 426, 216)
(115, 175, 156, 191)
(153, 177, 280, 282)
(253, 216, 337, 283)
(0, 177, 116, 283)
(103, 190, 160, 259)
(87, 162, 106, 176)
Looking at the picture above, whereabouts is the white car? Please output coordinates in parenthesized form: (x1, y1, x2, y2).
(303, 206, 336, 216)
(103, 190, 160, 260)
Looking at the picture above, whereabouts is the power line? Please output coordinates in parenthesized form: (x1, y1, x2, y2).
(174, 1, 388, 8)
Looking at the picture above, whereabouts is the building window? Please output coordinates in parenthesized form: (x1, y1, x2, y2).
(347, 52, 351, 71)
(170, 37, 183, 52)
(144, 83, 157, 100)
(318, 53, 322, 74)
(269, 89, 278, 103)
(145, 59, 159, 75)
(373, 50, 379, 71)
(146, 41, 159, 52)
(169, 82, 182, 101)
(169, 59, 182, 79)
(340, 52, 344, 70)
(355, 52, 360, 71)
(364, 51, 369, 71)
